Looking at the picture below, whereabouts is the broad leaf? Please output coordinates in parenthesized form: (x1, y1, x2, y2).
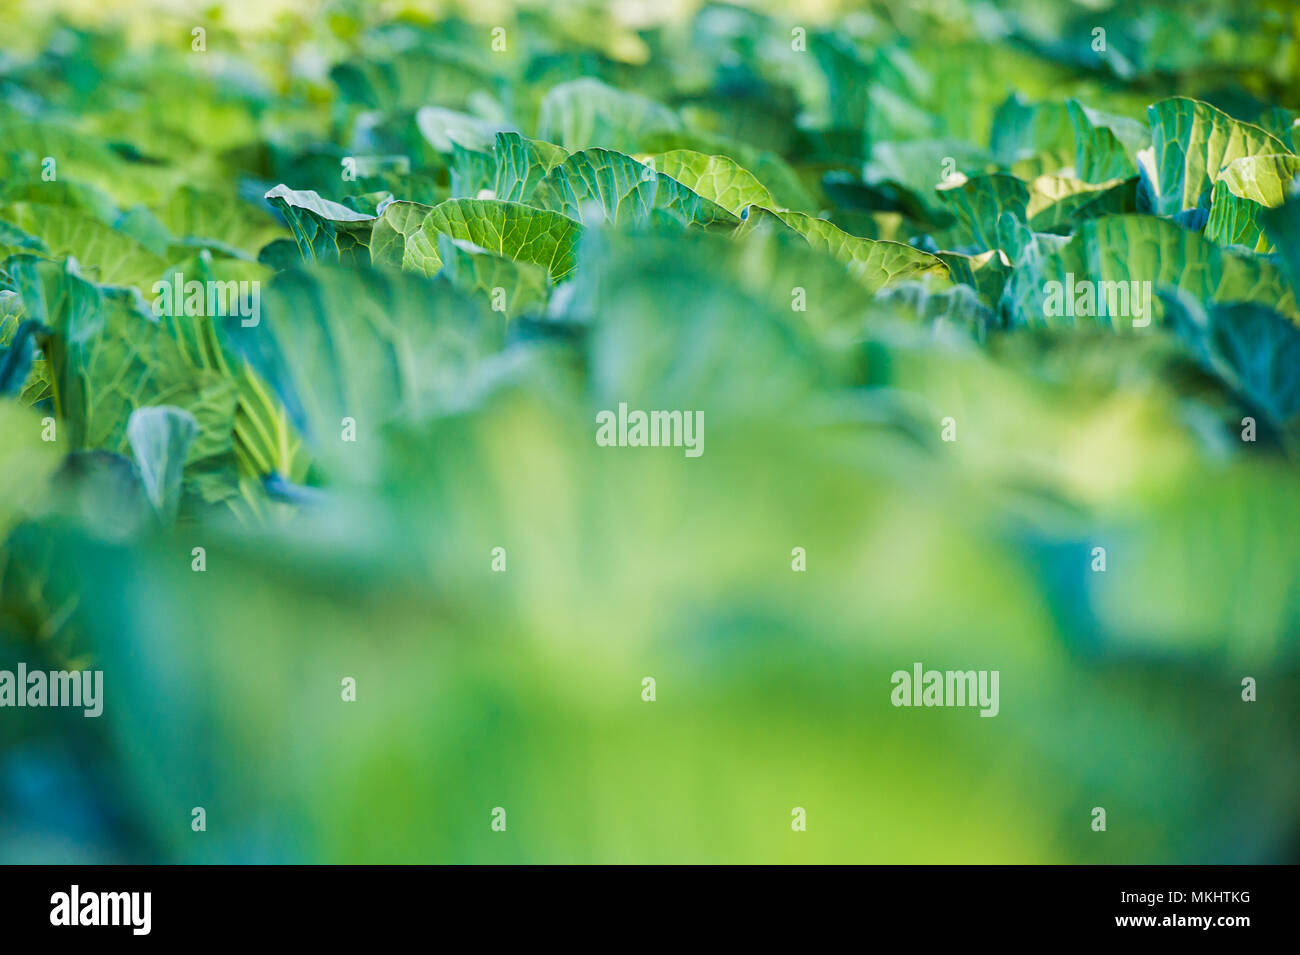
(2, 203, 167, 290)
(533, 149, 738, 228)
(127, 405, 199, 520)
(492, 132, 568, 203)
(1205, 180, 1269, 252)
(1067, 99, 1147, 184)
(7, 255, 238, 459)
(375, 198, 583, 283)
(265, 185, 378, 265)
(646, 150, 780, 216)
(1140, 98, 1293, 217)
(537, 78, 681, 153)
(1218, 154, 1300, 208)
(743, 208, 951, 292)
(1002, 214, 1297, 328)
(218, 265, 503, 478)
(937, 175, 1030, 251)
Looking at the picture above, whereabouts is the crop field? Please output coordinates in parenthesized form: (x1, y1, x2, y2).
(0, 0, 1298, 864)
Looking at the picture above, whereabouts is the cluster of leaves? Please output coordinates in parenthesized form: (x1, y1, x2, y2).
(1, 0, 1299, 862)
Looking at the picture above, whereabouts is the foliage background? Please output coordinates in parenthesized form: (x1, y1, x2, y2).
(0, 0, 1298, 862)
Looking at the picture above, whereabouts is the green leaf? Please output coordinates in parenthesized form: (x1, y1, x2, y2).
(415, 107, 514, 155)
(865, 140, 995, 201)
(0, 289, 22, 336)
(1261, 195, 1300, 295)
(448, 142, 496, 199)
(640, 131, 818, 213)
(645, 150, 780, 216)
(138, 250, 307, 492)
(436, 239, 550, 318)
(332, 47, 498, 113)
(1140, 97, 1293, 217)
(1218, 154, 1300, 208)
(218, 265, 503, 477)
(155, 186, 287, 257)
(0, 108, 176, 206)
(264, 185, 377, 265)
(376, 198, 583, 283)
(113, 206, 174, 257)
(127, 405, 199, 521)
(569, 228, 826, 415)
(1205, 180, 1269, 253)
(492, 132, 568, 203)
(811, 32, 874, 148)
(2, 203, 167, 290)
(1026, 175, 1121, 223)
(537, 78, 681, 153)
(370, 201, 444, 276)
(877, 281, 995, 339)
(1203, 304, 1300, 429)
(0, 400, 60, 539)
(743, 208, 951, 293)
(991, 96, 1075, 177)
(0, 219, 50, 260)
(7, 254, 239, 459)
(532, 148, 738, 228)
(1028, 177, 1138, 233)
(1002, 213, 1297, 328)
(0, 176, 121, 225)
(937, 249, 1011, 307)
(0, 319, 40, 396)
(1165, 292, 1300, 432)
(1067, 99, 1148, 184)
(937, 175, 1030, 251)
